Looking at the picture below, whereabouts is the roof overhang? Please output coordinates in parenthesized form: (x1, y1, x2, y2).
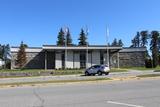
(11, 47, 43, 53)
(119, 47, 147, 52)
(43, 45, 122, 50)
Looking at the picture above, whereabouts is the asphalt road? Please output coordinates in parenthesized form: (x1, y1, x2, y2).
(0, 78, 160, 107)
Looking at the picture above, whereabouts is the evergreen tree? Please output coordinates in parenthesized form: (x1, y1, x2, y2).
(131, 38, 136, 47)
(158, 35, 160, 52)
(17, 41, 27, 68)
(140, 31, 148, 47)
(135, 32, 141, 47)
(131, 32, 141, 47)
(66, 29, 73, 46)
(118, 39, 123, 46)
(57, 28, 65, 46)
(78, 29, 88, 46)
(150, 31, 159, 68)
(0, 44, 3, 59)
(111, 38, 118, 46)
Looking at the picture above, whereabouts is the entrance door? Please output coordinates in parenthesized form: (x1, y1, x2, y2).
(47, 52, 55, 69)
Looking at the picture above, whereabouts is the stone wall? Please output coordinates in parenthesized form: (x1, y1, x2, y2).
(109, 48, 146, 68)
(11, 52, 45, 69)
(119, 51, 145, 67)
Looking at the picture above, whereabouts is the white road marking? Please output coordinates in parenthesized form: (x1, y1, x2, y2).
(107, 101, 144, 107)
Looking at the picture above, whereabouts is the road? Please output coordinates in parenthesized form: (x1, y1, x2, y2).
(0, 78, 160, 107)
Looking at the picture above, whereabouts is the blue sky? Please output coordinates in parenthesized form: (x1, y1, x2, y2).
(0, 0, 160, 47)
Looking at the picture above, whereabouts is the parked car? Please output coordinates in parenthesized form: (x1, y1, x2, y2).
(85, 65, 110, 76)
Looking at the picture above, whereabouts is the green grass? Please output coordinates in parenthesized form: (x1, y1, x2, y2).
(0, 69, 45, 73)
(0, 69, 84, 78)
(120, 66, 160, 71)
(137, 74, 160, 78)
(0, 78, 111, 87)
(52, 69, 83, 75)
(109, 68, 128, 72)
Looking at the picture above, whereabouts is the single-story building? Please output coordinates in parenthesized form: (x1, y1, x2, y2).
(10, 45, 146, 69)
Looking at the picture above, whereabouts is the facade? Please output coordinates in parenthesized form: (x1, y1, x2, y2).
(10, 45, 146, 69)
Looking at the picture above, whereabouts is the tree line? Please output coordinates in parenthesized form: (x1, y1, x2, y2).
(130, 30, 160, 68)
(57, 28, 88, 46)
(57, 27, 123, 47)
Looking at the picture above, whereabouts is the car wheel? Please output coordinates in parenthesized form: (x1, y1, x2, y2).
(92, 74, 95, 76)
(98, 71, 102, 76)
(85, 71, 90, 76)
(105, 72, 109, 75)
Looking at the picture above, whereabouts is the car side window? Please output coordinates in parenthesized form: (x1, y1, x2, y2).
(94, 65, 100, 68)
(91, 66, 94, 69)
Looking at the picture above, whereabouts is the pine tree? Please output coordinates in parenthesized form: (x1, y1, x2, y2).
(131, 38, 136, 47)
(135, 32, 140, 47)
(131, 32, 141, 47)
(57, 28, 65, 46)
(150, 31, 159, 68)
(111, 38, 118, 46)
(118, 39, 123, 46)
(78, 29, 87, 46)
(66, 29, 73, 46)
(17, 41, 27, 69)
(0, 44, 3, 59)
(140, 31, 148, 47)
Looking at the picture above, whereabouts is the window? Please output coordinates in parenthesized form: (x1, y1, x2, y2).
(80, 52, 86, 68)
(100, 52, 104, 64)
(61, 53, 65, 69)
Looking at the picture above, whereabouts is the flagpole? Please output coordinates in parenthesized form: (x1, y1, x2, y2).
(106, 27, 110, 67)
(86, 26, 89, 69)
(64, 27, 68, 69)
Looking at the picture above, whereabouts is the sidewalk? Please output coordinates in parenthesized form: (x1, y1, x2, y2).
(0, 70, 159, 85)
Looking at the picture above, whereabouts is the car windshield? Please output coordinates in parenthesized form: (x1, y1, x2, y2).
(102, 65, 108, 67)
(93, 65, 100, 68)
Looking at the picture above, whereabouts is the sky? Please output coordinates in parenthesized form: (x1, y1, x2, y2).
(0, 0, 160, 47)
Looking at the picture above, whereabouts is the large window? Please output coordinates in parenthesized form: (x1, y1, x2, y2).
(61, 53, 65, 69)
(100, 52, 104, 64)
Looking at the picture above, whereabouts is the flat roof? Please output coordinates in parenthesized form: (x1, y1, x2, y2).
(11, 45, 146, 53)
(11, 47, 43, 53)
(119, 47, 146, 52)
(43, 45, 122, 50)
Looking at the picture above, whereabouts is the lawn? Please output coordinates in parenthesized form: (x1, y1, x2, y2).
(0, 66, 159, 78)
(137, 74, 160, 78)
(0, 69, 84, 76)
(109, 68, 128, 72)
(121, 66, 160, 71)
